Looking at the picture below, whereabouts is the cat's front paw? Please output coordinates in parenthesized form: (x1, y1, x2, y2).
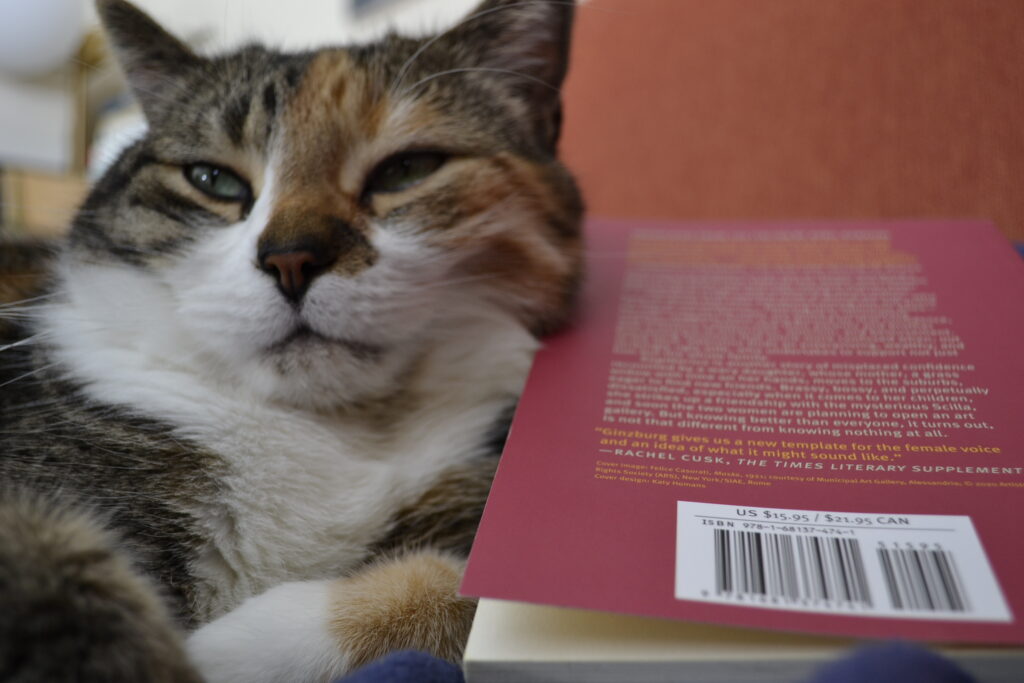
(187, 580, 347, 683)
(187, 550, 474, 683)
(326, 550, 475, 672)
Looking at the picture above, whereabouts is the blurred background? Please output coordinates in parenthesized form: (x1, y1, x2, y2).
(1, 0, 1023, 246)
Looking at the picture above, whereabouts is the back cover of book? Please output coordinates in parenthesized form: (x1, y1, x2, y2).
(462, 219, 1024, 644)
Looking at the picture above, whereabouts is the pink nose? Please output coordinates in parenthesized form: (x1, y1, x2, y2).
(260, 250, 329, 301)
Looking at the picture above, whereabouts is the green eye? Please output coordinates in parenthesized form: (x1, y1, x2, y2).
(184, 163, 251, 202)
(364, 152, 448, 196)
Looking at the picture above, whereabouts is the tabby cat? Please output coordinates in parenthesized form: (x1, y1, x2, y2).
(0, 0, 581, 680)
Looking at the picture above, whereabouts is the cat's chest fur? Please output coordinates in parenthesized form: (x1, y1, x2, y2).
(41, 288, 535, 619)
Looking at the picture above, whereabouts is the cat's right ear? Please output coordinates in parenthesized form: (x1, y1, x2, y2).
(96, 0, 203, 120)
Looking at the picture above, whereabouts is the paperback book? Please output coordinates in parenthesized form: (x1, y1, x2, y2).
(461, 219, 1024, 681)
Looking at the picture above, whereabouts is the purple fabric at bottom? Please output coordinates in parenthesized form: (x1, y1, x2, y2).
(806, 642, 975, 683)
(337, 650, 463, 683)
(335, 642, 976, 683)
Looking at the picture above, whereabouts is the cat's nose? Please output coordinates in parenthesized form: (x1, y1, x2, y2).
(257, 212, 376, 300)
(259, 248, 335, 302)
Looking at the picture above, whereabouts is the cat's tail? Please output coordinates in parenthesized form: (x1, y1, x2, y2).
(0, 493, 203, 682)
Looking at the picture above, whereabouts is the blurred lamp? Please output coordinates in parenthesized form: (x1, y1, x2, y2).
(0, 0, 85, 77)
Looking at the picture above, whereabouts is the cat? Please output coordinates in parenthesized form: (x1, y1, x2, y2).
(0, 0, 582, 681)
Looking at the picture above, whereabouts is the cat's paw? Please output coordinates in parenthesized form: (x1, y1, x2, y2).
(186, 550, 474, 683)
(186, 580, 347, 683)
(327, 550, 475, 672)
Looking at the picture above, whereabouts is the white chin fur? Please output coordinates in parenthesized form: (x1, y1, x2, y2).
(41, 256, 415, 411)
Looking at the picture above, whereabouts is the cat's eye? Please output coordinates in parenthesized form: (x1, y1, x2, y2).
(184, 163, 251, 202)
(363, 152, 448, 197)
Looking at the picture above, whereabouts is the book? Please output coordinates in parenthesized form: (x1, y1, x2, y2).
(460, 219, 1024, 681)
(464, 600, 1023, 683)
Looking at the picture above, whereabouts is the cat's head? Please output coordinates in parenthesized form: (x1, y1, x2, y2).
(63, 0, 582, 409)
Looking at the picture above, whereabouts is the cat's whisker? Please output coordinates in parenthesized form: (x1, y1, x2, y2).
(0, 334, 48, 355)
(412, 273, 503, 291)
(390, 0, 579, 93)
(0, 362, 58, 390)
(0, 309, 56, 323)
(398, 67, 559, 98)
(0, 293, 57, 308)
(0, 304, 46, 315)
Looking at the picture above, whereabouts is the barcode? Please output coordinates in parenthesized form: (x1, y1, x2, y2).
(678, 503, 1012, 622)
(878, 545, 970, 612)
(713, 529, 872, 607)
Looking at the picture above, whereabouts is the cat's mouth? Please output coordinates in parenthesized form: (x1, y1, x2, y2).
(270, 324, 384, 360)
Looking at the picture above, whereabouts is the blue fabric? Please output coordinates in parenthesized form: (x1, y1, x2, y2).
(807, 642, 975, 683)
(336, 643, 974, 683)
(336, 650, 463, 683)
(1015, 242, 1024, 259)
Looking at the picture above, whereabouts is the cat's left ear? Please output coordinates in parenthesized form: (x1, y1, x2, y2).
(449, 0, 576, 152)
(96, 0, 203, 121)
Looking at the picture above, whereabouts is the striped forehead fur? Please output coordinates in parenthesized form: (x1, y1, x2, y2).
(81, 0, 582, 342)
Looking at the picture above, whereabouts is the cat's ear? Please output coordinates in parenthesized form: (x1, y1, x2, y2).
(96, 0, 203, 120)
(451, 0, 576, 151)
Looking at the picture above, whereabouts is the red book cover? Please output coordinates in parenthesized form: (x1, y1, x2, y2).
(462, 219, 1024, 644)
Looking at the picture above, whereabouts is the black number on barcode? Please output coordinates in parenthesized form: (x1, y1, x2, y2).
(877, 545, 970, 612)
(713, 529, 872, 607)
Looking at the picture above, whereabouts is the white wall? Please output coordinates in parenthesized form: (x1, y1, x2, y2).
(86, 0, 481, 52)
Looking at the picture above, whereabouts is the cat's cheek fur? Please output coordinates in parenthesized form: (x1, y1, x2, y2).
(163, 171, 293, 354)
(162, 218, 437, 408)
(167, 219, 295, 353)
(300, 225, 455, 346)
(44, 260, 207, 383)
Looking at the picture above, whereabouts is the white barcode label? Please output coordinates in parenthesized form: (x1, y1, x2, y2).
(676, 502, 1012, 622)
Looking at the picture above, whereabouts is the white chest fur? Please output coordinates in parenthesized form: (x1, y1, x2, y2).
(39, 266, 536, 619)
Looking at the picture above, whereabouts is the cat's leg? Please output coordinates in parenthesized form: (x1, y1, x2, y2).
(0, 494, 202, 683)
(187, 549, 475, 683)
